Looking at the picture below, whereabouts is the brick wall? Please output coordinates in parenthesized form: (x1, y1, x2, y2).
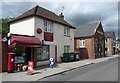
(2, 42, 8, 72)
(94, 23, 105, 58)
(74, 39, 89, 59)
(75, 48, 88, 59)
(85, 38, 95, 59)
(0, 34, 8, 72)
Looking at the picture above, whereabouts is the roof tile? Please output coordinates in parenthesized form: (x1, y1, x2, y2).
(75, 22, 100, 38)
(10, 5, 75, 29)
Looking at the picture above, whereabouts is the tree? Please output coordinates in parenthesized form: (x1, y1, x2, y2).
(117, 38, 120, 42)
(0, 18, 14, 33)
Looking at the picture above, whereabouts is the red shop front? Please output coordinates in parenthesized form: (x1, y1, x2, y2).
(8, 34, 41, 72)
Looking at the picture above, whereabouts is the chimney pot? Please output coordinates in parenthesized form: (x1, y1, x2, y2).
(59, 13, 64, 19)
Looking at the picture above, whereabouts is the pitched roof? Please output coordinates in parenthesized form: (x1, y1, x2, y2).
(9, 5, 75, 29)
(104, 31, 116, 39)
(75, 22, 100, 38)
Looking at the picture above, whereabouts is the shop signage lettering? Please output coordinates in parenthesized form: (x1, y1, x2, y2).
(44, 32, 53, 41)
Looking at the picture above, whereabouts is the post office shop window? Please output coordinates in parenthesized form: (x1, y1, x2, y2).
(13, 47, 26, 56)
(37, 45, 49, 61)
(14, 47, 26, 64)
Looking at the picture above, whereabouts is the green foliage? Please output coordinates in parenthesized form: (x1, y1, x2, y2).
(117, 38, 120, 42)
(0, 18, 14, 33)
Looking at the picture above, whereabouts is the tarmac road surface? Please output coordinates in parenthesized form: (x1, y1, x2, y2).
(39, 57, 119, 81)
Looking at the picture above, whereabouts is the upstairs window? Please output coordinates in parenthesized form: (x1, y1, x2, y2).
(44, 20, 53, 33)
(64, 27, 70, 36)
(80, 39, 85, 48)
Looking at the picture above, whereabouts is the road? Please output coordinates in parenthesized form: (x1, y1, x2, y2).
(38, 57, 119, 81)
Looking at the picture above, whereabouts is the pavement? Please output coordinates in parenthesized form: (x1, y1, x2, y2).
(40, 56, 119, 81)
(1, 54, 119, 82)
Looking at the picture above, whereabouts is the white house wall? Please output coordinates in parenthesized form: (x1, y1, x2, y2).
(34, 16, 44, 40)
(65, 29, 74, 52)
(53, 23, 74, 62)
(54, 23, 64, 62)
(10, 17, 35, 36)
(34, 17, 74, 62)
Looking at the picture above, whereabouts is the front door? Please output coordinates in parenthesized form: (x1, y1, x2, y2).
(55, 45, 57, 63)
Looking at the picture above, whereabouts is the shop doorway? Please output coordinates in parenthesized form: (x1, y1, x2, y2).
(11, 47, 35, 71)
(25, 48, 31, 64)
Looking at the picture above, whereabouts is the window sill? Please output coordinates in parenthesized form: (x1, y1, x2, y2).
(37, 59, 49, 62)
(44, 31, 53, 33)
(64, 35, 70, 37)
(80, 46, 85, 48)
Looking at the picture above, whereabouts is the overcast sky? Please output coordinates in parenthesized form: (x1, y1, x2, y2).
(1, 1, 119, 38)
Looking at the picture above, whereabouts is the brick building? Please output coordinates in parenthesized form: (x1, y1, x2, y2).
(0, 33, 8, 72)
(105, 31, 116, 56)
(74, 22, 105, 59)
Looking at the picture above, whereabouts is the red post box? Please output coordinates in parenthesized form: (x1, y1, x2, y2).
(28, 61, 34, 75)
(7, 52, 16, 73)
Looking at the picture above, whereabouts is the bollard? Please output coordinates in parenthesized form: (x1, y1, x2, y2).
(49, 57, 54, 68)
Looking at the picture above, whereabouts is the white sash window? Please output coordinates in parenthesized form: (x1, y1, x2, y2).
(80, 39, 85, 48)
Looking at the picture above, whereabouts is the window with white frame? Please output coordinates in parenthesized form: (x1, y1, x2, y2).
(80, 39, 85, 48)
(64, 27, 70, 36)
(44, 20, 53, 33)
(37, 45, 49, 61)
(64, 45, 70, 53)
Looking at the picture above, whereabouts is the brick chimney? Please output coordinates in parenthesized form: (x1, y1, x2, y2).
(59, 13, 64, 19)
